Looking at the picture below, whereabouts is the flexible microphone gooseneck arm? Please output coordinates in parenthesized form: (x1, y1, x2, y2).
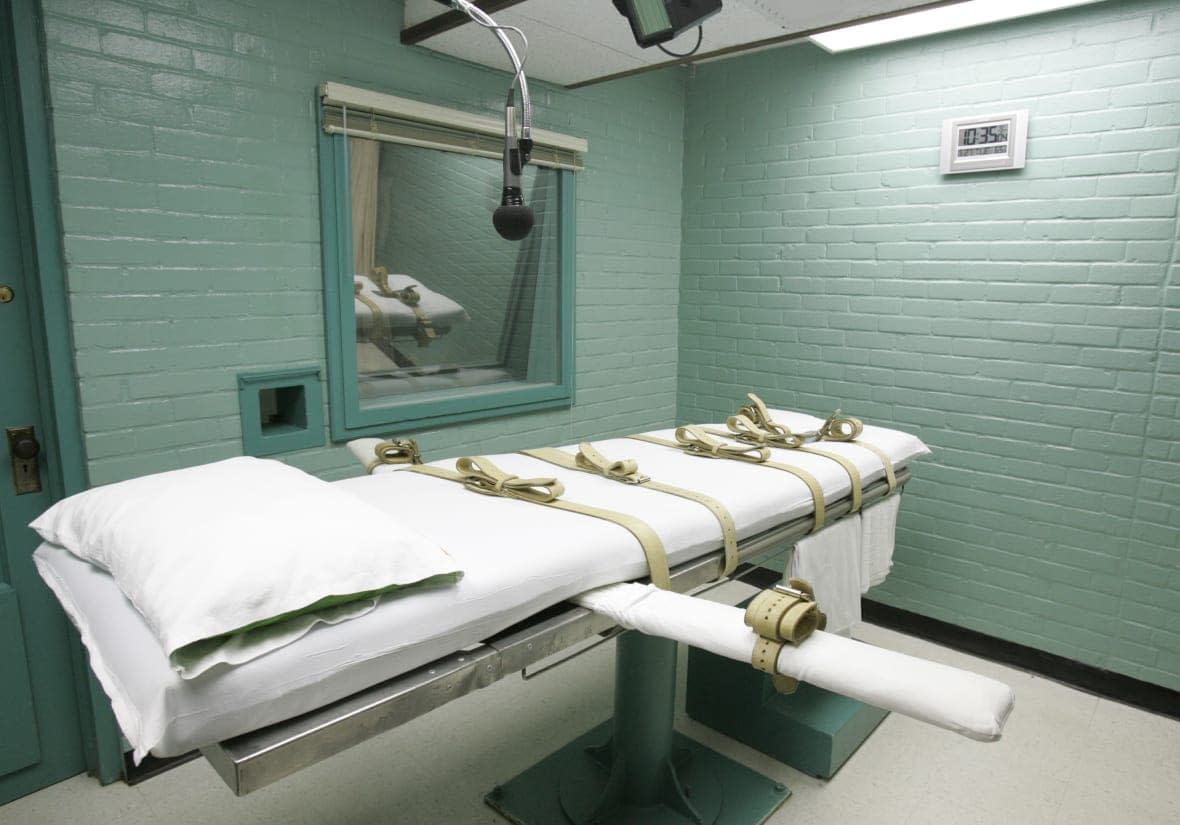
(446, 0, 535, 240)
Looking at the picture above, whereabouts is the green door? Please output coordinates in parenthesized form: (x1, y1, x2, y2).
(0, 2, 88, 803)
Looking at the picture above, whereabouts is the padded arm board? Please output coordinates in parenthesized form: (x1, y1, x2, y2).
(576, 583, 1014, 742)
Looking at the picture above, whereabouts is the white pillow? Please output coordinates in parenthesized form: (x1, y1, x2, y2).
(31, 456, 460, 678)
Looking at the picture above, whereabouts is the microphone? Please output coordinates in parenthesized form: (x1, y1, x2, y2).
(494, 90, 534, 241)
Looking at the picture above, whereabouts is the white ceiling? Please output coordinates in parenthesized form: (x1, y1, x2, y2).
(404, 0, 943, 87)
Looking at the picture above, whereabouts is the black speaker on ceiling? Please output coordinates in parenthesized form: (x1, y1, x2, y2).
(612, 0, 723, 48)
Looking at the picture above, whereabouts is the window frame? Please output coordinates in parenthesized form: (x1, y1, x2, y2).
(317, 93, 577, 441)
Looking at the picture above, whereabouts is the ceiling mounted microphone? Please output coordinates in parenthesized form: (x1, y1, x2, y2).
(494, 90, 534, 241)
(446, 0, 535, 241)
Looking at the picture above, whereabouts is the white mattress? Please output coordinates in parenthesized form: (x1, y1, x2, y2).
(36, 415, 928, 761)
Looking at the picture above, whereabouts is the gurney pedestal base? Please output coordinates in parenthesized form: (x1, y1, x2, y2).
(485, 632, 791, 825)
(687, 646, 889, 779)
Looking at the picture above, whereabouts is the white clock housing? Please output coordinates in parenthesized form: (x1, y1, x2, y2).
(940, 110, 1028, 175)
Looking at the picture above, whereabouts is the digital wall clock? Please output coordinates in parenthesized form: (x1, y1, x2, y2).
(940, 110, 1029, 174)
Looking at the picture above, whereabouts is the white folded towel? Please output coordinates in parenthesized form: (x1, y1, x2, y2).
(575, 583, 1014, 742)
(789, 515, 863, 634)
(861, 495, 901, 591)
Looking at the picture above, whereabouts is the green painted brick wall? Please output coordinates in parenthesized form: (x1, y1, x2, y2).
(41, 0, 686, 483)
(39, 0, 1180, 691)
(679, 0, 1180, 689)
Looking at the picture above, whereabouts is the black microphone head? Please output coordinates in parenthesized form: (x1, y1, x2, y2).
(494, 204, 534, 241)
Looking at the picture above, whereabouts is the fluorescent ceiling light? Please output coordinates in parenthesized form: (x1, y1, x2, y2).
(810, 0, 1106, 53)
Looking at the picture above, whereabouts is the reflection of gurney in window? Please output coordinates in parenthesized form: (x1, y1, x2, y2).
(353, 268, 470, 353)
(32, 404, 1013, 819)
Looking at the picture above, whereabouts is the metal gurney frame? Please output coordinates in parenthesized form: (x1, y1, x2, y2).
(201, 468, 909, 800)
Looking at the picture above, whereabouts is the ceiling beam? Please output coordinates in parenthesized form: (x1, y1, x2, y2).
(401, 0, 529, 46)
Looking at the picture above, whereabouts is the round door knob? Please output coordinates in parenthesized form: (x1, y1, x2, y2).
(13, 437, 40, 461)
(0, 285, 14, 303)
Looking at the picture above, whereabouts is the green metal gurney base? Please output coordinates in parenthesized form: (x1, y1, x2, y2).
(486, 631, 791, 825)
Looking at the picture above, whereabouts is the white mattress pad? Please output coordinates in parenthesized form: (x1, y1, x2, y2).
(36, 415, 928, 761)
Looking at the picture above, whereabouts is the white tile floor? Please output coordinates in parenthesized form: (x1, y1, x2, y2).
(5, 588, 1179, 824)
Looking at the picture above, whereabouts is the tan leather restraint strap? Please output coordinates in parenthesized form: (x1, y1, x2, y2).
(749, 637, 800, 693)
(819, 409, 898, 494)
(745, 584, 819, 645)
(366, 438, 424, 474)
(711, 412, 863, 514)
(627, 427, 826, 533)
(521, 444, 739, 578)
(748, 577, 828, 694)
(372, 266, 437, 347)
(408, 457, 672, 590)
(751, 636, 784, 675)
(798, 445, 863, 514)
(743, 394, 898, 496)
(354, 281, 385, 344)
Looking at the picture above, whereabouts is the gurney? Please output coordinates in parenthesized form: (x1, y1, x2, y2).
(353, 270, 469, 351)
(32, 406, 1013, 822)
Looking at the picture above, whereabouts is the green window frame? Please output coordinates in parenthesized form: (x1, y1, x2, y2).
(316, 84, 581, 440)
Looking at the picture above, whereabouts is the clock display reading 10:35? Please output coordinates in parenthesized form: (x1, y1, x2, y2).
(941, 110, 1027, 174)
(959, 124, 1009, 145)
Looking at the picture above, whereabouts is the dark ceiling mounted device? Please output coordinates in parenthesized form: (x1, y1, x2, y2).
(612, 0, 723, 48)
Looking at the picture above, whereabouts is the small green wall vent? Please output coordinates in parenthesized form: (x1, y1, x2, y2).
(238, 367, 324, 457)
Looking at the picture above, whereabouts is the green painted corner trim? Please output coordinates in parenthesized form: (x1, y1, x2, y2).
(316, 96, 576, 442)
(9, 0, 88, 501)
(238, 366, 325, 457)
(7, 0, 122, 783)
(0, 585, 41, 777)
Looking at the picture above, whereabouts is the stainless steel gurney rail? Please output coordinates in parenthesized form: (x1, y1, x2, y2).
(202, 468, 911, 795)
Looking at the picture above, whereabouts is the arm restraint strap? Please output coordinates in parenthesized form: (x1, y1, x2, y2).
(521, 444, 739, 579)
(407, 458, 672, 590)
(747, 578, 826, 694)
(627, 428, 827, 533)
(744, 582, 821, 645)
(749, 637, 801, 694)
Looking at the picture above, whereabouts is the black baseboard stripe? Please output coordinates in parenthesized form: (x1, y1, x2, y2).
(861, 598, 1180, 722)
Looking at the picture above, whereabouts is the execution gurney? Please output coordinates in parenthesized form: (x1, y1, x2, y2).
(32, 406, 1012, 822)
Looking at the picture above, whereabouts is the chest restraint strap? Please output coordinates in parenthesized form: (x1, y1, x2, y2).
(366, 438, 424, 474)
(816, 409, 898, 494)
(354, 281, 386, 345)
(627, 426, 827, 534)
(408, 456, 672, 590)
(710, 413, 864, 515)
(521, 443, 739, 579)
(739, 394, 898, 495)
